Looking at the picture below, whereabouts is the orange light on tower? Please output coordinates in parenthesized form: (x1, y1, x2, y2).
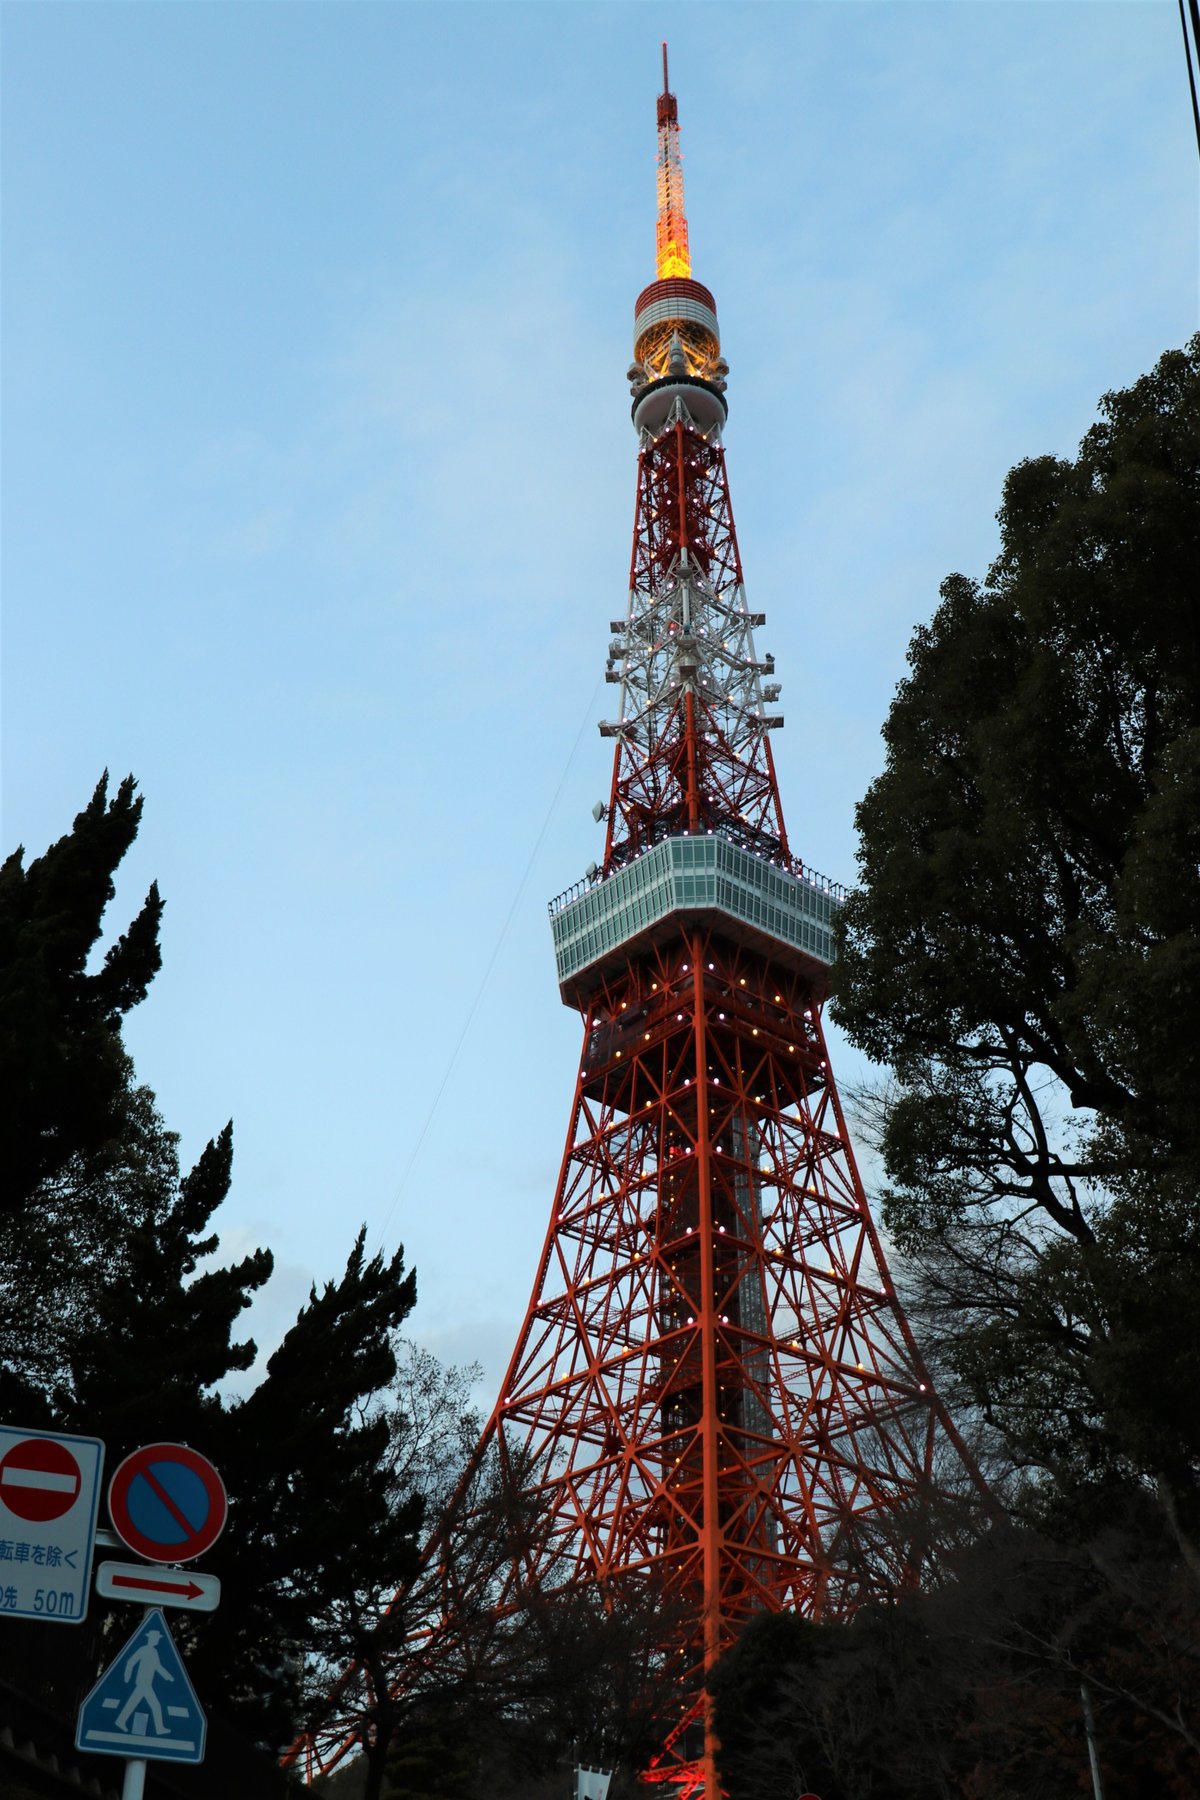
(656, 42, 691, 278)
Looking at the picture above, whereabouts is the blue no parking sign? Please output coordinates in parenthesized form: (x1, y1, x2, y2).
(107, 1444, 226, 1564)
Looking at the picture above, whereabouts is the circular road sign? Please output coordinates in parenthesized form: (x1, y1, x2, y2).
(0, 1436, 82, 1524)
(108, 1443, 227, 1563)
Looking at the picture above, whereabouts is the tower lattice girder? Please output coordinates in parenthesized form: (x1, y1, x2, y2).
(287, 54, 984, 1800)
(606, 419, 787, 870)
(503, 917, 959, 1792)
(512, 954, 946, 1581)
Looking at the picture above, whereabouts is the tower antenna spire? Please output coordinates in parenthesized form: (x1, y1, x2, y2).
(655, 41, 690, 279)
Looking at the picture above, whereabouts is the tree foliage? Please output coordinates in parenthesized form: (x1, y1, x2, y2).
(747, 338, 1200, 1796)
(0, 773, 162, 1212)
(831, 338, 1200, 1542)
(0, 781, 428, 1760)
(714, 1507, 1200, 1800)
(300, 1426, 675, 1800)
(1, 1053, 425, 1747)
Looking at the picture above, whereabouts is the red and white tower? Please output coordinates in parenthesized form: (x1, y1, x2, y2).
(294, 51, 983, 1800)
(483, 52, 981, 1797)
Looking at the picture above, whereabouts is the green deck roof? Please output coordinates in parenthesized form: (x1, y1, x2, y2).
(549, 834, 844, 1005)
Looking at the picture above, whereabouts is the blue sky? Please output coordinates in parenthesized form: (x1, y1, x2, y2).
(4, 1, 1196, 1401)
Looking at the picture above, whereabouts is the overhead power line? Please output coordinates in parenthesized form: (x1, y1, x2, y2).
(1180, 0, 1200, 163)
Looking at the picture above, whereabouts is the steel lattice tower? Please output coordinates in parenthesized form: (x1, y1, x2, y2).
(291, 51, 983, 1800)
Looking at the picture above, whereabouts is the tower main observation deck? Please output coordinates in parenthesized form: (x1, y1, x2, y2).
(290, 51, 983, 1800)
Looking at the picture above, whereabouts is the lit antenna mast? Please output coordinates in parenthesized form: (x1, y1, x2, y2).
(656, 42, 691, 278)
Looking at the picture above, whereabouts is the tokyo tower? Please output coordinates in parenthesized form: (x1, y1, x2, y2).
(295, 49, 982, 1800)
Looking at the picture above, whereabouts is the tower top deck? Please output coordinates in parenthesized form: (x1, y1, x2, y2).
(629, 46, 728, 417)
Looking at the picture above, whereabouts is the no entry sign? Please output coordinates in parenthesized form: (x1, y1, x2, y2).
(0, 1424, 105, 1624)
(108, 1444, 226, 1564)
(0, 1435, 82, 1523)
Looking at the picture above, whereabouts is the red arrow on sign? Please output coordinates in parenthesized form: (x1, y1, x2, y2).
(94, 1558, 221, 1613)
(110, 1572, 206, 1601)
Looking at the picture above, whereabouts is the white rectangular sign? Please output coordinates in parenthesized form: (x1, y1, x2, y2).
(577, 1768, 613, 1800)
(0, 1424, 105, 1624)
(96, 1560, 221, 1613)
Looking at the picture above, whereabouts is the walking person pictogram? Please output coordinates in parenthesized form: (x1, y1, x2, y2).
(76, 1608, 207, 1765)
(115, 1628, 173, 1734)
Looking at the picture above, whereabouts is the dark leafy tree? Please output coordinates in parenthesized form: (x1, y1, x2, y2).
(0, 1056, 163, 1416)
(714, 1508, 1200, 1800)
(786, 338, 1200, 1798)
(296, 1423, 677, 1800)
(382, 1707, 480, 1799)
(378, 1565, 672, 1800)
(60, 1095, 273, 1448)
(0, 773, 162, 1213)
(294, 1344, 485, 1799)
(0, 1056, 273, 1456)
(832, 338, 1200, 1554)
(0, 783, 430, 1760)
(2, 1066, 425, 1746)
(194, 1231, 424, 1747)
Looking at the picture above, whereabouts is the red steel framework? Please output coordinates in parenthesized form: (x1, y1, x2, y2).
(288, 53, 984, 1800)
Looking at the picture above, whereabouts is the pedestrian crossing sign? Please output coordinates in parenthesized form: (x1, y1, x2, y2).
(75, 1606, 206, 1764)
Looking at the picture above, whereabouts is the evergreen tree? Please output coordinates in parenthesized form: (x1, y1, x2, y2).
(0, 783, 429, 1757)
(832, 337, 1200, 1541)
(201, 1231, 425, 1745)
(60, 1094, 273, 1447)
(0, 773, 162, 1213)
(790, 338, 1200, 1796)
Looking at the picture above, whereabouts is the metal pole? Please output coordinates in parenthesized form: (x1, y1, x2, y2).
(1080, 1681, 1105, 1800)
(122, 1606, 153, 1800)
(122, 1758, 147, 1800)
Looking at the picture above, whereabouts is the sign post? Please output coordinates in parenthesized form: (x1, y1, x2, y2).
(0, 1425, 104, 1623)
(90, 1441, 225, 1788)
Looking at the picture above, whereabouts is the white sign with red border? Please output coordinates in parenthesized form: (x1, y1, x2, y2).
(95, 1559, 221, 1614)
(0, 1425, 105, 1624)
